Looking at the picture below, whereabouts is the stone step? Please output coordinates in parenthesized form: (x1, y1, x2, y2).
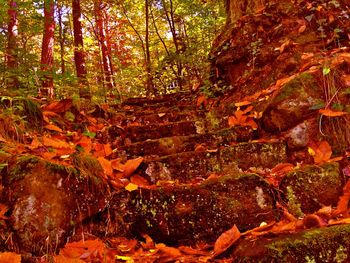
(109, 120, 206, 144)
(139, 141, 287, 183)
(106, 173, 278, 244)
(112, 110, 207, 128)
(115, 104, 198, 117)
(123, 126, 255, 157)
(121, 92, 194, 107)
(233, 224, 350, 262)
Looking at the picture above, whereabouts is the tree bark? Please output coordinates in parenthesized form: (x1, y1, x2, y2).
(161, 0, 183, 90)
(72, 0, 90, 98)
(6, 0, 19, 88)
(40, 0, 55, 98)
(94, 0, 114, 90)
(145, 0, 155, 95)
(57, 2, 65, 75)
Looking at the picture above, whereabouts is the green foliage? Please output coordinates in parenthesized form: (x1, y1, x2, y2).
(0, 0, 225, 99)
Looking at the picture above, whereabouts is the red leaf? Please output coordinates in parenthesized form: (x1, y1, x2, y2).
(214, 225, 241, 257)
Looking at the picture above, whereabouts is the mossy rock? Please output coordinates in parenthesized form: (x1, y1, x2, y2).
(279, 162, 344, 217)
(108, 173, 277, 244)
(262, 72, 323, 132)
(0, 154, 108, 255)
(234, 224, 350, 262)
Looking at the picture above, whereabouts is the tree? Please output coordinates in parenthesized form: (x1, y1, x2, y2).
(40, 0, 55, 98)
(145, 0, 155, 95)
(94, 0, 114, 91)
(6, 0, 19, 88)
(72, 0, 90, 97)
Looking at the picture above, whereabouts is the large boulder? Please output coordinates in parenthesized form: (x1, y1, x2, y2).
(0, 154, 108, 256)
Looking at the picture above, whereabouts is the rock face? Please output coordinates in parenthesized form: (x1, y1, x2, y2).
(210, 0, 350, 101)
(0, 155, 108, 255)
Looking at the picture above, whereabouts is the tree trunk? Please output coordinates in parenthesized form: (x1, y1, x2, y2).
(145, 0, 155, 95)
(40, 0, 55, 98)
(6, 0, 19, 88)
(57, 2, 65, 75)
(72, 0, 90, 98)
(161, 0, 183, 90)
(94, 0, 114, 91)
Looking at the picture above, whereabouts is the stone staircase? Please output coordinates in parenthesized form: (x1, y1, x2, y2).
(90, 92, 349, 261)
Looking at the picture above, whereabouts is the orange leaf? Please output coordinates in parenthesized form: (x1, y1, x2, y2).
(319, 108, 348, 117)
(43, 137, 72, 149)
(0, 204, 8, 220)
(271, 163, 294, 177)
(0, 252, 21, 263)
(76, 136, 92, 153)
(334, 180, 350, 215)
(93, 143, 113, 158)
(298, 25, 306, 33)
(310, 141, 332, 165)
(97, 157, 113, 176)
(214, 225, 241, 257)
(111, 158, 125, 172)
(130, 174, 150, 187)
(234, 101, 251, 107)
(244, 118, 258, 129)
(54, 255, 85, 263)
(59, 239, 106, 260)
(42, 99, 73, 113)
(158, 246, 182, 258)
(123, 157, 143, 177)
(196, 95, 207, 107)
(45, 124, 63, 132)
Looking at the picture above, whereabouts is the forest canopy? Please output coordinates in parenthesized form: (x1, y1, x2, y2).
(0, 0, 225, 100)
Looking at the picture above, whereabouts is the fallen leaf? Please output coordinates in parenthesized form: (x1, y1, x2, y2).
(123, 157, 144, 177)
(178, 246, 209, 256)
(45, 124, 63, 132)
(130, 174, 150, 187)
(97, 157, 113, 176)
(0, 252, 21, 263)
(54, 254, 85, 263)
(196, 95, 207, 107)
(125, 183, 138, 192)
(333, 180, 350, 215)
(42, 99, 73, 113)
(234, 101, 251, 107)
(308, 141, 332, 165)
(111, 158, 125, 172)
(93, 143, 113, 158)
(214, 225, 241, 257)
(59, 239, 106, 260)
(0, 204, 8, 220)
(298, 25, 307, 33)
(158, 113, 166, 117)
(43, 137, 72, 149)
(319, 108, 348, 117)
(158, 246, 182, 258)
